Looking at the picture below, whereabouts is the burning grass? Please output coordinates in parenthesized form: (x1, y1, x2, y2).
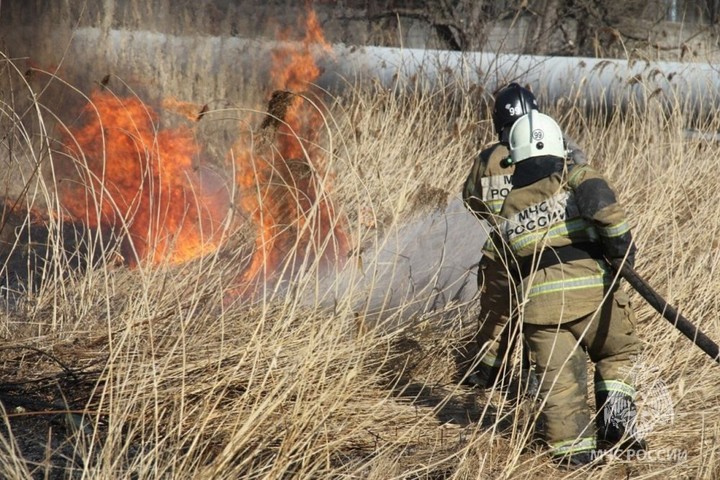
(2, 35, 720, 480)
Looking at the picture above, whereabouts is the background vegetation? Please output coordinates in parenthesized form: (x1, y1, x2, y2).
(1, 1, 720, 479)
(1, 53, 720, 480)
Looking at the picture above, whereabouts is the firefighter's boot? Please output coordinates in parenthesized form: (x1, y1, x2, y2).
(595, 386, 648, 453)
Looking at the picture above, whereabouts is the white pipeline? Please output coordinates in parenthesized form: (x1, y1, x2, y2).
(321, 44, 720, 113)
(64, 28, 720, 113)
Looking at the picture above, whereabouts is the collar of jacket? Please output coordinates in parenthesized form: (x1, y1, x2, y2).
(511, 156, 566, 188)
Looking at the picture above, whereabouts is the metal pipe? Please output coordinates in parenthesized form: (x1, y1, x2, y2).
(55, 28, 720, 115)
(321, 44, 720, 115)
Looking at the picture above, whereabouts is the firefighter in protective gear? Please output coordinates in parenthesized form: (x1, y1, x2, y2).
(461, 83, 586, 390)
(460, 83, 536, 388)
(496, 110, 644, 467)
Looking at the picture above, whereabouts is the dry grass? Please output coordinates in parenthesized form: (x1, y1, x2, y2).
(1, 49, 720, 480)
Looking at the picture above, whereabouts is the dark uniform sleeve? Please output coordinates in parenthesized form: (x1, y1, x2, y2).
(570, 165, 637, 268)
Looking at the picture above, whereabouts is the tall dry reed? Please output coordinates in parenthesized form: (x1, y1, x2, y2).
(0, 51, 719, 480)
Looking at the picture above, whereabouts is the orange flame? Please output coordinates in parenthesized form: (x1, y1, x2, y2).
(49, 7, 347, 291)
(59, 91, 227, 265)
(232, 8, 347, 289)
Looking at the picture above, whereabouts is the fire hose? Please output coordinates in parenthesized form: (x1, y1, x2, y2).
(611, 259, 720, 365)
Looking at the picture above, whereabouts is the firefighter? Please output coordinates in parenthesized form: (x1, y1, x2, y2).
(461, 83, 585, 390)
(496, 110, 645, 467)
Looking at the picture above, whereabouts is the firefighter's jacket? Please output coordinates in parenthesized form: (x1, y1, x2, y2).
(463, 143, 513, 224)
(463, 139, 587, 259)
(496, 157, 634, 325)
(463, 138, 587, 220)
(463, 144, 515, 268)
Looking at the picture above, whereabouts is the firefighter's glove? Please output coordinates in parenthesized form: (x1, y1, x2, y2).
(606, 243, 637, 271)
(601, 231, 636, 270)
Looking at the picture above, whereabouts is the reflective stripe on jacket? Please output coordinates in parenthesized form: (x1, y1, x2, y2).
(463, 143, 513, 221)
(498, 163, 630, 325)
(463, 143, 514, 261)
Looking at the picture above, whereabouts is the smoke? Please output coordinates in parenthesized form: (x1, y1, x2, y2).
(0, 3, 486, 318)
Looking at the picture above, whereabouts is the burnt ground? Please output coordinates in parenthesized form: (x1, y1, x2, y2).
(0, 338, 108, 479)
(0, 200, 112, 477)
(0, 198, 119, 297)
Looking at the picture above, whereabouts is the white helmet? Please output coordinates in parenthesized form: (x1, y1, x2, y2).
(507, 110, 566, 164)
